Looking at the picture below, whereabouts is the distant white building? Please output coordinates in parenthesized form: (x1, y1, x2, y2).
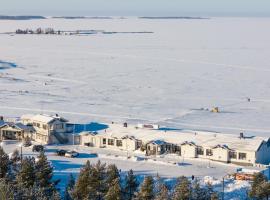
(79, 123, 270, 166)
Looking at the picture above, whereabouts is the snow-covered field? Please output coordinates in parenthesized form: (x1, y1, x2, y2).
(1, 17, 270, 137)
(1, 17, 270, 136)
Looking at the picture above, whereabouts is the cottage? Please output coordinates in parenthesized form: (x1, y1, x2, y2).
(80, 131, 142, 151)
(0, 122, 34, 140)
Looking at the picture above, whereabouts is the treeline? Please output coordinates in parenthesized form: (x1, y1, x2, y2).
(66, 160, 219, 200)
(1, 145, 270, 200)
(15, 28, 60, 35)
(0, 146, 60, 199)
(0, 16, 46, 20)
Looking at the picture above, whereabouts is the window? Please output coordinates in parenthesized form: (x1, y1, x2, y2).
(33, 122, 37, 126)
(197, 147, 204, 155)
(206, 149, 213, 156)
(239, 153, 247, 160)
(55, 123, 64, 129)
(116, 140, 122, 147)
(37, 123, 40, 128)
(103, 138, 106, 145)
(42, 124, 47, 130)
(108, 139, 114, 146)
(229, 151, 237, 159)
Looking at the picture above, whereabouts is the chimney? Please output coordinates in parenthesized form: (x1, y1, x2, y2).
(0, 116, 3, 121)
(55, 113, 59, 117)
(123, 122, 128, 128)
(240, 132, 244, 139)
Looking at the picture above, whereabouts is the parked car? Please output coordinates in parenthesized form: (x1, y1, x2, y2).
(23, 140, 32, 147)
(56, 149, 67, 156)
(32, 145, 44, 152)
(65, 151, 79, 158)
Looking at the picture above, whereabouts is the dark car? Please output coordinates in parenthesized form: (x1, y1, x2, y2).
(32, 145, 44, 152)
(56, 149, 67, 156)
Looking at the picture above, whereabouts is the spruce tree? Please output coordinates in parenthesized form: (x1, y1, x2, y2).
(35, 151, 54, 188)
(64, 174, 75, 200)
(73, 160, 93, 199)
(137, 176, 155, 200)
(105, 178, 122, 200)
(210, 192, 219, 200)
(106, 164, 120, 186)
(249, 172, 268, 199)
(124, 169, 139, 200)
(155, 183, 170, 200)
(0, 179, 14, 200)
(204, 182, 215, 200)
(16, 157, 36, 188)
(92, 160, 107, 200)
(8, 149, 20, 181)
(0, 146, 9, 178)
(191, 179, 203, 200)
(173, 176, 191, 200)
(154, 174, 170, 200)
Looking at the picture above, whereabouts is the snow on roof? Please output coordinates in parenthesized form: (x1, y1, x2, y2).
(20, 114, 35, 120)
(98, 124, 269, 152)
(0, 122, 34, 132)
(30, 114, 68, 124)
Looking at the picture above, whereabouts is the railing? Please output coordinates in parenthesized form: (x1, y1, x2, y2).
(51, 131, 68, 144)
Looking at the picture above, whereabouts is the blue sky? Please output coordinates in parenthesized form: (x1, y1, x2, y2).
(0, 0, 269, 17)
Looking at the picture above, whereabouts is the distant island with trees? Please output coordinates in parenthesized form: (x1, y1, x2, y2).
(0, 15, 46, 20)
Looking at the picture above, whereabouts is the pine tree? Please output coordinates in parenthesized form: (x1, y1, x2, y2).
(92, 160, 107, 200)
(106, 164, 120, 186)
(73, 160, 93, 199)
(64, 174, 75, 200)
(0, 146, 9, 178)
(155, 183, 170, 200)
(16, 157, 36, 188)
(35, 151, 54, 188)
(191, 179, 205, 200)
(8, 149, 20, 181)
(137, 176, 154, 200)
(124, 169, 139, 200)
(154, 174, 170, 200)
(0, 179, 14, 200)
(10, 149, 20, 164)
(249, 172, 268, 199)
(35, 151, 57, 199)
(173, 176, 191, 200)
(210, 192, 219, 200)
(105, 178, 122, 200)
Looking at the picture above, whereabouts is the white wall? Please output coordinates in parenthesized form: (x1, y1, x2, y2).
(212, 148, 229, 162)
(181, 144, 196, 158)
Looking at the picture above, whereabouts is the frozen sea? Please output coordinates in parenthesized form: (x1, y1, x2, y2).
(0, 17, 270, 137)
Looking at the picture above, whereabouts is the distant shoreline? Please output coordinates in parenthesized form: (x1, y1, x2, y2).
(0, 15, 46, 20)
(0, 15, 209, 20)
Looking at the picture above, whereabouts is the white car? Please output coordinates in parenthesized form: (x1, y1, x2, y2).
(65, 151, 79, 158)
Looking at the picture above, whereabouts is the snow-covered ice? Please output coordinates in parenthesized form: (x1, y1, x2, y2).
(1, 17, 270, 137)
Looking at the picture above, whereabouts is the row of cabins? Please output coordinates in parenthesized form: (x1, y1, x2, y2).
(79, 123, 270, 166)
(1, 114, 270, 166)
